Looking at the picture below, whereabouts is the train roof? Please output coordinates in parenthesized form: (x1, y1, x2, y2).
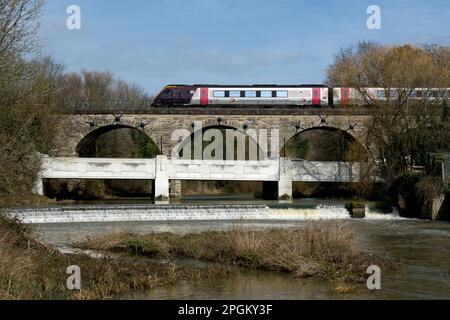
(165, 84, 328, 88)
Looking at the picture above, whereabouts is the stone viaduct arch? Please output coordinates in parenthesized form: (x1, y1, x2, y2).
(282, 126, 366, 161)
(75, 124, 160, 157)
(53, 114, 370, 159)
(174, 124, 265, 160)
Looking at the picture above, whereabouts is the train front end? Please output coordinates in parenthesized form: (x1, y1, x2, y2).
(152, 85, 198, 107)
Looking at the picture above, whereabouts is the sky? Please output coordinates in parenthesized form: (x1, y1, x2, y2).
(38, 0, 450, 95)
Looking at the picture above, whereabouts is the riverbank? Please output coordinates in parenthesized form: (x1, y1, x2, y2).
(26, 216, 450, 299)
(77, 222, 393, 292)
(0, 215, 228, 300)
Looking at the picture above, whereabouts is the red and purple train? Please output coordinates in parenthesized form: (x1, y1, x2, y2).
(152, 84, 449, 107)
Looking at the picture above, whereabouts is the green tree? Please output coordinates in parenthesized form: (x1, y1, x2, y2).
(131, 130, 159, 158)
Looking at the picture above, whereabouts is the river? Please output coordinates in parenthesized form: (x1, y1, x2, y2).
(29, 197, 450, 300)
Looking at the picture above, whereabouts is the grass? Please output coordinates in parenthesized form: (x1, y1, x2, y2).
(1, 194, 76, 207)
(0, 215, 229, 300)
(78, 222, 394, 291)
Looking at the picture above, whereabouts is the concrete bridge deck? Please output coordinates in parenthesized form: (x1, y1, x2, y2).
(35, 156, 361, 201)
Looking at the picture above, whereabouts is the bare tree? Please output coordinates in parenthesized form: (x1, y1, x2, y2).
(114, 79, 150, 102)
(60, 70, 150, 107)
(0, 0, 45, 106)
(327, 42, 450, 186)
(0, 0, 55, 205)
(0, 0, 44, 63)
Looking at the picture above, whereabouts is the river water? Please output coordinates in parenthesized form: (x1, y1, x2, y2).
(29, 197, 450, 300)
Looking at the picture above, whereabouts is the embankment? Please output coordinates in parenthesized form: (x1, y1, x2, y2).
(0, 215, 228, 300)
(393, 174, 449, 220)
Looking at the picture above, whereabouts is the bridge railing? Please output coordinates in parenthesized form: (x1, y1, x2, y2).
(65, 99, 155, 108)
(40, 156, 362, 183)
(61, 99, 155, 114)
(51, 101, 372, 115)
(36, 156, 369, 199)
(168, 158, 280, 181)
(41, 157, 157, 180)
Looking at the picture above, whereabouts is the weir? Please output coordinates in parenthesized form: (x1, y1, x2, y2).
(6, 204, 272, 224)
(7, 204, 404, 224)
(6, 204, 359, 224)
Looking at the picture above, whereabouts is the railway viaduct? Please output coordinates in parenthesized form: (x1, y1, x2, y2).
(53, 109, 371, 157)
(42, 108, 373, 201)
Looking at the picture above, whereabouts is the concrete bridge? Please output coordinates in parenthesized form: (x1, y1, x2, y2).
(35, 156, 361, 201)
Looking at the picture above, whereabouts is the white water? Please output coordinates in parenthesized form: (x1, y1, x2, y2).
(7, 205, 272, 224)
(364, 205, 411, 220)
(6, 203, 405, 224)
(270, 206, 350, 220)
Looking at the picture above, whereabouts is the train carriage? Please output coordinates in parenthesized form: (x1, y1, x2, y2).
(333, 87, 450, 106)
(153, 84, 329, 107)
(153, 84, 449, 108)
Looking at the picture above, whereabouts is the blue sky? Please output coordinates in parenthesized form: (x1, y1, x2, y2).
(39, 0, 450, 95)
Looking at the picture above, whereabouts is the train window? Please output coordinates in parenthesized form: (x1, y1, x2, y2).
(181, 90, 192, 99)
(230, 90, 240, 98)
(410, 90, 417, 97)
(416, 90, 423, 98)
(190, 90, 195, 95)
(213, 91, 225, 97)
(377, 90, 385, 98)
(261, 91, 272, 98)
(245, 91, 256, 98)
(432, 90, 438, 98)
(389, 90, 398, 98)
(276, 91, 288, 98)
(163, 89, 171, 95)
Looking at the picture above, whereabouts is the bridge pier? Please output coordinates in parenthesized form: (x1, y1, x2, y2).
(278, 157, 293, 200)
(33, 174, 45, 196)
(170, 180, 182, 199)
(262, 158, 292, 200)
(153, 155, 170, 202)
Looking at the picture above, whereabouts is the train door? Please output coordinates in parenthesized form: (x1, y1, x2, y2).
(172, 89, 180, 105)
(200, 87, 209, 106)
(312, 88, 321, 105)
(341, 88, 350, 105)
(180, 89, 193, 105)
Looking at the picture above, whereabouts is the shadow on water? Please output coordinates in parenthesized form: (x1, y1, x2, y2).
(121, 268, 347, 300)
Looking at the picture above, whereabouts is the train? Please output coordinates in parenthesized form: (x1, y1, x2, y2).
(151, 84, 449, 108)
